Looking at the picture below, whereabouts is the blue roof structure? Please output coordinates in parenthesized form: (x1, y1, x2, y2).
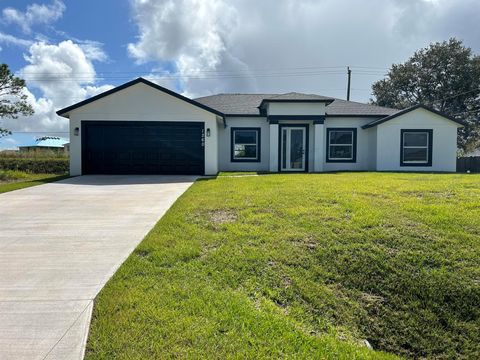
(19, 137, 69, 149)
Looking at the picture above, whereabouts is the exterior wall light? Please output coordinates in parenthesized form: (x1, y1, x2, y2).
(206, 128, 211, 137)
(74, 127, 79, 136)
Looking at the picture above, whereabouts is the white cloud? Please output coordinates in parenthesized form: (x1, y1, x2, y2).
(1, 40, 113, 134)
(0, 32, 33, 47)
(0, 30, 108, 62)
(128, 0, 255, 97)
(78, 40, 108, 62)
(127, 0, 480, 100)
(2, 0, 65, 34)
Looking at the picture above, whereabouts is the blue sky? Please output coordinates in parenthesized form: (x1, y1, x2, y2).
(0, 0, 157, 149)
(1, 0, 479, 149)
(2, 0, 145, 80)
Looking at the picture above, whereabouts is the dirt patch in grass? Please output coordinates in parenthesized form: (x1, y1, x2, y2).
(290, 234, 318, 251)
(208, 209, 237, 228)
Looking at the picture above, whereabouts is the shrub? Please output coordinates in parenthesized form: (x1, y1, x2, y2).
(0, 169, 30, 181)
(0, 157, 68, 174)
(0, 150, 68, 159)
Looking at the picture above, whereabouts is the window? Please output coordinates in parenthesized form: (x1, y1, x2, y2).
(326, 128, 357, 162)
(231, 128, 261, 162)
(400, 129, 432, 166)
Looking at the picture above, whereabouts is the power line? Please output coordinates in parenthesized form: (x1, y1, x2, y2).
(17, 66, 387, 82)
(18, 71, 386, 82)
(451, 106, 480, 117)
(20, 72, 374, 81)
(432, 87, 480, 103)
(19, 73, 386, 83)
(17, 65, 388, 76)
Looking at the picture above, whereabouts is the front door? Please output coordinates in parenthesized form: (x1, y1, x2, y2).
(280, 126, 307, 171)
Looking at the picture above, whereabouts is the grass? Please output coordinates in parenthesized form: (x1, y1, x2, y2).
(86, 173, 480, 359)
(218, 171, 261, 176)
(0, 170, 67, 194)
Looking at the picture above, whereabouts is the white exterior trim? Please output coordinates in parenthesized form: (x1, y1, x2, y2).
(313, 123, 324, 172)
(269, 123, 279, 172)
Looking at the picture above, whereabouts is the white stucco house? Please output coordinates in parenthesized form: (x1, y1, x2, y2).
(57, 78, 463, 176)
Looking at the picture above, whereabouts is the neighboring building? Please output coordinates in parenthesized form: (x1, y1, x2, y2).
(57, 78, 463, 176)
(19, 137, 69, 153)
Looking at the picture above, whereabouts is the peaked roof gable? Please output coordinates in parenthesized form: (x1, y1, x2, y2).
(56, 77, 224, 118)
(362, 104, 464, 129)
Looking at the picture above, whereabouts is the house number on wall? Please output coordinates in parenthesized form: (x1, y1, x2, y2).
(201, 128, 205, 147)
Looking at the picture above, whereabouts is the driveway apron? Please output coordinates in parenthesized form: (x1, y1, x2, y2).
(0, 175, 196, 359)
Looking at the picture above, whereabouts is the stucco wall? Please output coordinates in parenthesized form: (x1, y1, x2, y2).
(67, 82, 220, 176)
(219, 117, 382, 173)
(322, 117, 378, 172)
(376, 108, 460, 172)
(218, 117, 270, 172)
(219, 118, 317, 172)
(66, 85, 460, 175)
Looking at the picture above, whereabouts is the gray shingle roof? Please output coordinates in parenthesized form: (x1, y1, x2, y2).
(194, 93, 398, 116)
(362, 104, 464, 128)
(264, 92, 334, 101)
(194, 94, 274, 115)
(326, 99, 398, 116)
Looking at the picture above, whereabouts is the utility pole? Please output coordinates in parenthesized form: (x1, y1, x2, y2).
(347, 66, 352, 101)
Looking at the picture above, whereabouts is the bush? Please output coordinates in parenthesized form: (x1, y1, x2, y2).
(0, 169, 30, 181)
(0, 157, 68, 174)
(0, 149, 68, 159)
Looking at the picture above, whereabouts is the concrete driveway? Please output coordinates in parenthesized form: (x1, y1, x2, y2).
(0, 175, 196, 360)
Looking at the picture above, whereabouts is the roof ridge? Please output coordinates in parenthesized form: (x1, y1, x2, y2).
(199, 92, 279, 96)
(362, 104, 464, 129)
(329, 97, 399, 111)
(264, 92, 309, 100)
(58, 77, 224, 117)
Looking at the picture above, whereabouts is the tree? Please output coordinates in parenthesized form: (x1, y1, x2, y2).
(371, 38, 480, 153)
(0, 63, 34, 137)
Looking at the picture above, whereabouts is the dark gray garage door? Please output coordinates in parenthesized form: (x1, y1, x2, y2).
(82, 121, 205, 175)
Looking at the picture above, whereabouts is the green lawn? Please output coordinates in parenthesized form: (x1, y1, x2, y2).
(218, 171, 261, 176)
(86, 173, 480, 359)
(0, 170, 67, 194)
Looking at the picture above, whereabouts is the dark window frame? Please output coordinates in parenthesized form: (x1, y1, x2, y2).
(400, 129, 433, 167)
(230, 127, 261, 162)
(326, 128, 357, 163)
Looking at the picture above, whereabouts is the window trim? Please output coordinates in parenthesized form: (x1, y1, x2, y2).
(230, 127, 261, 162)
(326, 128, 357, 163)
(400, 129, 433, 167)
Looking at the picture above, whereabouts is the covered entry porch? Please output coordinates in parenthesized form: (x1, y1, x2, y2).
(267, 116, 325, 173)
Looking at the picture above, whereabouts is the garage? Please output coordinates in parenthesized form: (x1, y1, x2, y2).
(57, 78, 221, 176)
(81, 121, 205, 175)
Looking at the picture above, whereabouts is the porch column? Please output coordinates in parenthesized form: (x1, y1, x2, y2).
(269, 122, 279, 172)
(313, 120, 324, 172)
